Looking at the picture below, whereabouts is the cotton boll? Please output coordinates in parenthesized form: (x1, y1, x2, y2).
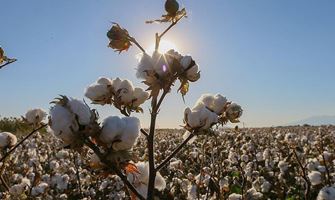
(195, 94, 227, 115)
(136, 53, 155, 80)
(132, 87, 149, 107)
(187, 184, 197, 200)
(225, 103, 243, 121)
(9, 183, 27, 196)
(184, 106, 218, 130)
(308, 171, 322, 185)
(127, 162, 166, 198)
(180, 56, 192, 70)
(261, 180, 271, 193)
(112, 117, 140, 151)
(317, 186, 335, 200)
(228, 193, 242, 200)
(111, 77, 122, 90)
(152, 51, 169, 76)
(0, 132, 17, 148)
(100, 116, 126, 144)
(115, 79, 134, 104)
(31, 182, 48, 196)
(49, 105, 78, 144)
(85, 83, 111, 105)
(67, 98, 91, 125)
(25, 108, 47, 125)
(278, 161, 289, 173)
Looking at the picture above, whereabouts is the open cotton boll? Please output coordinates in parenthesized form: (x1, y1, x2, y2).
(317, 186, 335, 200)
(49, 105, 78, 145)
(25, 108, 47, 125)
(180, 55, 200, 81)
(100, 116, 126, 144)
(85, 77, 112, 104)
(132, 87, 149, 107)
(112, 117, 140, 151)
(228, 193, 243, 200)
(114, 79, 134, 104)
(111, 77, 122, 91)
(184, 106, 218, 130)
(0, 132, 17, 148)
(127, 162, 166, 198)
(308, 171, 322, 185)
(136, 53, 155, 80)
(67, 98, 91, 125)
(226, 103, 243, 120)
(31, 182, 48, 196)
(152, 51, 170, 76)
(9, 183, 27, 196)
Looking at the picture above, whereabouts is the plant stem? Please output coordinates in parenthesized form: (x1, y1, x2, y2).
(156, 132, 195, 172)
(0, 124, 46, 163)
(129, 37, 146, 53)
(84, 139, 145, 200)
(72, 151, 83, 197)
(293, 150, 310, 200)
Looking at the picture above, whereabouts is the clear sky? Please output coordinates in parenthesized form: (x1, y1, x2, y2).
(1, 0, 334, 128)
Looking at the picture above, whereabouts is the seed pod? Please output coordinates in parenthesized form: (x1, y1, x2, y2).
(165, 0, 179, 16)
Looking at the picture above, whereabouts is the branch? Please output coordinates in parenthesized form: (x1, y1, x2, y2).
(0, 59, 17, 70)
(72, 151, 83, 197)
(156, 131, 195, 172)
(84, 139, 145, 200)
(140, 129, 149, 138)
(0, 124, 47, 163)
(129, 37, 146, 54)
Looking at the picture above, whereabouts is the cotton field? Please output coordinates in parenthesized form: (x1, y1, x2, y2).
(0, 125, 334, 199)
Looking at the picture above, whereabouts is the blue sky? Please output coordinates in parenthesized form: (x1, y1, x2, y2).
(0, 0, 334, 127)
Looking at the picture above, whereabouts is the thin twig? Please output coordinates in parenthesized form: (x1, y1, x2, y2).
(140, 129, 149, 138)
(72, 151, 83, 197)
(0, 59, 17, 69)
(293, 150, 310, 200)
(0, 124, 47, 163)
(129, 37, 146, 53)
(156, 131, 195, 172)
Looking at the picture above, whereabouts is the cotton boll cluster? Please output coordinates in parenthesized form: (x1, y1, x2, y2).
(48, 96, 93, 146)
(136, 50, 200, 97)
(184, 94, 242, 131)
(24, 108, 47, 126)
(127, 162, 166, 198)
(85, 77, 149, 113)
(0, 132, 17, 148)
(99, 116, 140, 151)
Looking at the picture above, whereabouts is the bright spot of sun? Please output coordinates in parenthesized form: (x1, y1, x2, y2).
(147, 40, 178, 55)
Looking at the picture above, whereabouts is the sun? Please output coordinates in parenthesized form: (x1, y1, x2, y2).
(147, 40, 178, 55)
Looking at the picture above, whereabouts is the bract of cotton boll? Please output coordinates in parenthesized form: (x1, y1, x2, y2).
(132, 87, 150, 107)
(317, 186, 335, 200)
(0, 132, 17, 148)
(49, 104, 78, 145)
(85, 77, 112, 105)
(228, 193, 242, 200)
(100, 116, 140, 151)
(180, 55, 200, 82)
(25, 108, 47, 126)
(67, 98, 92, 125)
(127, 162, 166, 198)
(225, 103, 243, 122)
(308, 171, 322, 185)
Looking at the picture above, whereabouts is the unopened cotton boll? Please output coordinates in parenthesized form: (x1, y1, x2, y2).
(25, 108, 47, 125)
(132, 87, 149, 107)
(317, 186, 335, 200)
(0, 132, 17, 148)
(308, 171, 322, 185)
